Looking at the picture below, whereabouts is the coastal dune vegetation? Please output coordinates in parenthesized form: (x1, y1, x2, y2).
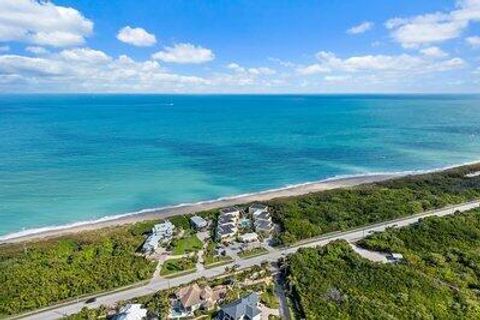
(0, 222, 157, 316)
(285, 207, 480, 319)
(269, 163, 480, 243)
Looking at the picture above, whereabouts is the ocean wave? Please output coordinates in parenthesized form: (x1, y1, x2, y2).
(1, 159, 479, 242)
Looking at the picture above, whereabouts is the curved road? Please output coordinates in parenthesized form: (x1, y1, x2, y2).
(14, 200, 480, 320)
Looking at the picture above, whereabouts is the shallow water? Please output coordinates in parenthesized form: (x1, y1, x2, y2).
(1, 94, 480, 236)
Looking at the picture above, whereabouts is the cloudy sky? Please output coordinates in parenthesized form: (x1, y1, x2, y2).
(0, 0, 479, 93)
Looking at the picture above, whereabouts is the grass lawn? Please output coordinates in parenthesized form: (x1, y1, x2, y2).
(238, 246, 269, 259)
(171, 235, 203, 255)
(160, 257, 196, 276)
(204, 255, 234, 268)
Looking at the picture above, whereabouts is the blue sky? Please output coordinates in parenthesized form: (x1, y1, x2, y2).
(0, 0, 479, 93)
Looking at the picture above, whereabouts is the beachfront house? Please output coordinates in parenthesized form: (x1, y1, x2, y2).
(253, 211, 270, 221)
(142, 233, 162, 254)
(220, 207, 241, 218)
(172, 283, 227, 318)
(113, 304, 147, 320)
(248, 203, 268, 216)
(217, 292, 262, 320)
(248, 203, 274, 235)
(216, 207, 240, 241)
(142, 220, 176, 254)
(190, 215, 208, 231)
(152, 220, 175, 240)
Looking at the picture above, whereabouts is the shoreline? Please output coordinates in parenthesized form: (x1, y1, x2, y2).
(1, 160, 479, 245)
(0, 173, 398, 244)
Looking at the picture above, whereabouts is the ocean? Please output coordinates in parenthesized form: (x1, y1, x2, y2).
(1, 94, 480, 237)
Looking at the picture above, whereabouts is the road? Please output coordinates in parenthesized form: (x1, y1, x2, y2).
(14, 200, 480, 320)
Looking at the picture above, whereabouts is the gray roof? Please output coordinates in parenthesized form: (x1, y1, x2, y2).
(220, 207, 239, 214)
(219, 215, 236, 225)
(219, 293, 261, 320)
(190, 215, 208, 227)
(250, 203, 268, 210)
(217, 224, 236, 235)
(255, 212, 270, 220)
(254, 219, 273, 230)
(142, 233, 161, 252)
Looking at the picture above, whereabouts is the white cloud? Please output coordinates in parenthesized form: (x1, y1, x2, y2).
(0, 49, 209, 92)
(386, 0, 480, 48)
(0, 0, 93, 47)
(324, 75, 352, 82)
(420, 46, 448, 57)
(152, 43, 214, 64)
(0, 54, 66, 75)
(227, 63, 276, 75)
(25, 46, 49, 55)
(117, 26, 157, 47)
(297, 50, 465, 75)
(297, 63, 330, 75)
(59, 48, 111, 63)
(347, 21, 374, 34)
(466, 35, 480, 47)
(0, 45, 9, 52)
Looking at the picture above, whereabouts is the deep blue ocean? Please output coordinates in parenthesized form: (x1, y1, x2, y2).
(1, 94, 480, 237)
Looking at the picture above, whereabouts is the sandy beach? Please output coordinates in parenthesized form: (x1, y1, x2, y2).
(0, 173, 401, 245)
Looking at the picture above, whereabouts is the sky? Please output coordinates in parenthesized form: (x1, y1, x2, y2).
(0, 0, 479, 93)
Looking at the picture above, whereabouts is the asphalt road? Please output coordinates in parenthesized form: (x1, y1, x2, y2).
(14, 200, 480, 320)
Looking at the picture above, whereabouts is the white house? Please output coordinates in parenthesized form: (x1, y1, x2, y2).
(142, 220, 176, 254)
(152, 220, 175, 241)
(220, 207, 240, 218)
(238, 232, 259, 243)
(248, 203, 268, 215)
(113, 304, 147, 320)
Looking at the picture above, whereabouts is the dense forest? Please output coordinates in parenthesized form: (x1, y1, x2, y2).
(0, 221, 158, 316)
(269, 164, 480, 243)
(360, 208, 480, 297)
(286, 239, 480, 319)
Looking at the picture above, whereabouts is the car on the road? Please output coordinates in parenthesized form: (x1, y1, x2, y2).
(85, 297, 97, 304)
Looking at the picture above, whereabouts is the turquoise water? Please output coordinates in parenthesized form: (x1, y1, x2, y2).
(1, 94, 480, 237)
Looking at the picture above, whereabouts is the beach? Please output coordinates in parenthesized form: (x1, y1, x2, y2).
(0, 173, 400, 245)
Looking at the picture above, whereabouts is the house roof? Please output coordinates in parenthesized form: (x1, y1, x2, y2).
(254, 219, 273, 230)
(250, 203, 268, 210)
(217, 224, 237, 236)
(219, 293, 261, 320)
(220, 207, 239, 214)
(190, 215, 208, 227)
(177, 284, 225, 309)
(176, 284, 203, 308)
(142, 233, 161, 251)
(254, 212, 271, 220)
(114, 304, 147, 320)
(152, 220, 175, 237)
(219, 215, 236, 225)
